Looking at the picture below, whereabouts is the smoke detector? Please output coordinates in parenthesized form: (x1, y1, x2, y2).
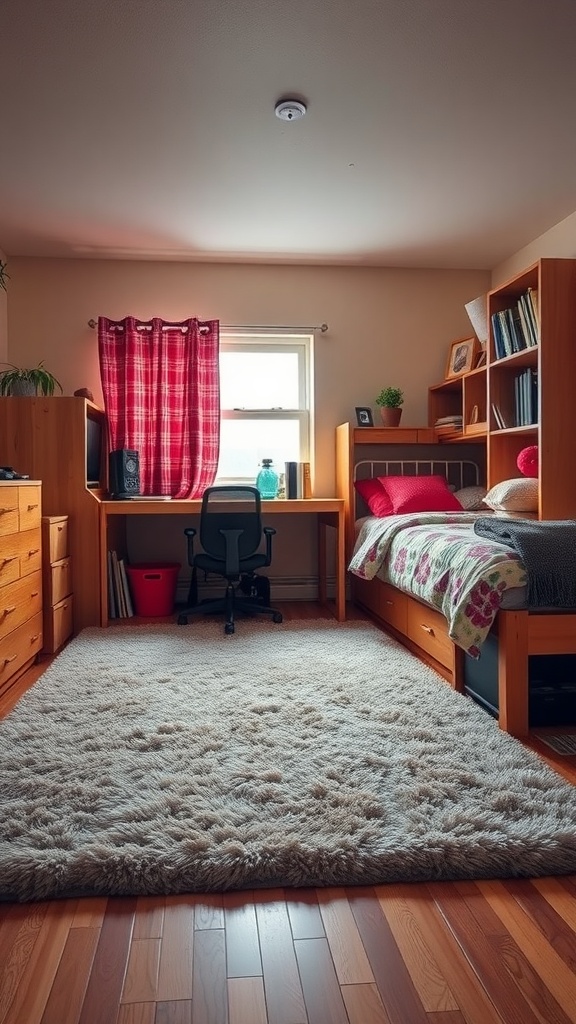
(274, 99, 307, 121)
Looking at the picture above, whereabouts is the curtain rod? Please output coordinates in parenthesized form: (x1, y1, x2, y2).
(87, 319, 328, 333)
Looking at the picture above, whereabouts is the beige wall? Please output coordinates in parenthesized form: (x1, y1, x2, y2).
(492, 210, 576, 286)
(7, 257, 489, 584)
(8, 257, 489, 495)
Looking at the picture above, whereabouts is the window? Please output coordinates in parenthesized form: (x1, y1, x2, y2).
(216, 331, 313, 484)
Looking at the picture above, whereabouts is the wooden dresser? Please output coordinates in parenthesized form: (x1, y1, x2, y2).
(0, 481, 43, 699)
(42, 515, 73, 653)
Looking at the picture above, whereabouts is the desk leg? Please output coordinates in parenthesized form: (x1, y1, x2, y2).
(317, 510, 346, 622)
(99, 509, 109, 627)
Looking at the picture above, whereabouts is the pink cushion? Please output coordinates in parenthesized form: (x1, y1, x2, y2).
(378, 475, 463, 514)
(354, 477, 393, 517)
(517, 445, 538, 478)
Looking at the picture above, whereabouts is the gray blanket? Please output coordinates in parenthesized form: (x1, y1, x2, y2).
(473, 516, 576, 607)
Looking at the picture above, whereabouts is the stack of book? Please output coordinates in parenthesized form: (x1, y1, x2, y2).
(434, 415, 463, 436)
(107, 549, 134, 618)
(514, 368, 538, 426)
(491, 287, 539, 359)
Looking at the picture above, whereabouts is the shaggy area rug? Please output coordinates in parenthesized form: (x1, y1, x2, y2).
(1, 619, 576, 901)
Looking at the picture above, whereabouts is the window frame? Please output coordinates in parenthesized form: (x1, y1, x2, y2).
(216, 331, 313, 486)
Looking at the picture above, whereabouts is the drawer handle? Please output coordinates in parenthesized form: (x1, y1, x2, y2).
(31, 591, 40, 598)
(1, 556, 17, 565)
(30, 633, 40, 642)
(2, 606, 16, 617)
(420, 624, 435, 636)
(3, 655, 17, 665)
(384, 599, 394, 606)
(28, 548, 40, 556)
(57, 526, 64, 532)
(0, 507, 17, 516)
(27, 503, 39, 511)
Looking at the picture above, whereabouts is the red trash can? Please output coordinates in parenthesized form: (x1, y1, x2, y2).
(126, 562, 181, 616)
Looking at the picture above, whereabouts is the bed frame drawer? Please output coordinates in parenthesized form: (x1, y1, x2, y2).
(377, 581, 407, 632)
(406, 599, 454, 670)
(353, 576, 407, 632)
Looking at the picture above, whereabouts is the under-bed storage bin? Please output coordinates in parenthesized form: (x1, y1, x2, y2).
(464, 633, 576, 726)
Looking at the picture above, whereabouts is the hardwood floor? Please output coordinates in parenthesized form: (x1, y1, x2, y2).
(1, 602, 576, 1024)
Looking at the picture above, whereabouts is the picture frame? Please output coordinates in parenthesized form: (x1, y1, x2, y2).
(355, 406, 374, 427)
(445, 337, 480, 379)
(475, 349, 487, 368)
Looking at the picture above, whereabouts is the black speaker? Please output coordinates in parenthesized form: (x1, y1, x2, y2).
(108, 449, 140, 498)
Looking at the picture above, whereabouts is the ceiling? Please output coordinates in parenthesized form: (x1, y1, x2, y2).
(2, 0, 576, 270)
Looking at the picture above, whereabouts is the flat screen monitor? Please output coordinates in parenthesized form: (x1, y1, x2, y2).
(86, 416, 102, 488)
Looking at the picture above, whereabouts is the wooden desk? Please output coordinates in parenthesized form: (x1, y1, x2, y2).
(99, 497, 346, 626)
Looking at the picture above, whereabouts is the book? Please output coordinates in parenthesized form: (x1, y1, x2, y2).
(491, 403, 506, 430)
(111, 550, 127, 617)
(119, 558, 134, 617)
(107, 550, 117, 618)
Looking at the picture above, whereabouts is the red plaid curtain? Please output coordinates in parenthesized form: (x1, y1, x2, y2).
(98, 316, 220, 498)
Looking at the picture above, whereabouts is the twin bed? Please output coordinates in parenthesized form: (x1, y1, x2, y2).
(335, 424, 576, 738)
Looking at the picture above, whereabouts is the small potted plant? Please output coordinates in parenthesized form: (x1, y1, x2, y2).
(0, 361, 63, 397)
(375, 386, 404, 426)
(0, 260, 8, 292)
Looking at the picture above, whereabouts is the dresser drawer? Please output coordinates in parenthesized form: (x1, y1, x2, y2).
(0, 611, 43, 691)
(0, 570, 42, 642)
(42, 516, 69, 563)
(0, 527, 42, 587)
(0, 491, 19, 536)
(18, 486, 42, 532)
(406, 598, 454, 670)
(47, 556, 72, 606)
(43, 595, 73, 654)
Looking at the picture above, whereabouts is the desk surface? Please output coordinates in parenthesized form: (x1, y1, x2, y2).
(101, 497, 344, 515)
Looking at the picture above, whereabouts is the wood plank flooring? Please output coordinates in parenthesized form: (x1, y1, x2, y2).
(1, 601, 576, 1024)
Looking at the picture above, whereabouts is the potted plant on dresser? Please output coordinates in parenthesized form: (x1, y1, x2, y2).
(375, 386, 404, 426)
(0, 362, 63, 396)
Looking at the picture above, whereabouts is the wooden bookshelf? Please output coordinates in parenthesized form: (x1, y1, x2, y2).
(428, 364, 487, 442)
(487, 258, 576, 519)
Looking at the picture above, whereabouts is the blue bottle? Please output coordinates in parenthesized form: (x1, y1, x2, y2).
(256, 458, 279, 499)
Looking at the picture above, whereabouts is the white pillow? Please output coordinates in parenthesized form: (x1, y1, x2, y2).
(484, 478, 539, 512)
(454, 485, 488, 511)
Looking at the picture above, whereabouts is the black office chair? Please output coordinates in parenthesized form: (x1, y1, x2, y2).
(177, 485, 283, 634)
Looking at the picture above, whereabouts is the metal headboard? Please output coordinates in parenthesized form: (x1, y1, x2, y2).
(353, 458, 481, 517)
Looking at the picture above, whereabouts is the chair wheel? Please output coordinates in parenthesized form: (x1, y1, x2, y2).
(273, 612, 283, 623)
(225, 623, 235, 634)
(177, 614, 188, 625)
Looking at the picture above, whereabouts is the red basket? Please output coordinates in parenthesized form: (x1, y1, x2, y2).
(126, 562, 181, 617)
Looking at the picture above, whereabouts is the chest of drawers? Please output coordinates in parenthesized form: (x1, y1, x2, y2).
(0, 482, 43, 698)
(42, 515, 73, 653)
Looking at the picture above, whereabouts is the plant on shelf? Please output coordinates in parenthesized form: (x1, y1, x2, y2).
(0, 361, 63, 396)
(0, 261, 8, 292)
(375, 386, 404, 426)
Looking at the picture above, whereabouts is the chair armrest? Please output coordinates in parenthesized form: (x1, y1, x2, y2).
(183, 527, 197, 567)
(263, 525, 276, 566)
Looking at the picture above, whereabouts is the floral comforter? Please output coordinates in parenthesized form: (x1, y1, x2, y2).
(348, 512, 528, 657)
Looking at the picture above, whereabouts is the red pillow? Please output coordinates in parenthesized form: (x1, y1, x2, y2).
(377, 475, 463, 514)
(354, 477, 393, 517)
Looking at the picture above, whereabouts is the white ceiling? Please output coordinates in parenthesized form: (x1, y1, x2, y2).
(2, 0, 576, 270)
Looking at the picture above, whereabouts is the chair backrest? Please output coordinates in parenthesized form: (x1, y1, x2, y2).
(199, 486, 263, 563)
